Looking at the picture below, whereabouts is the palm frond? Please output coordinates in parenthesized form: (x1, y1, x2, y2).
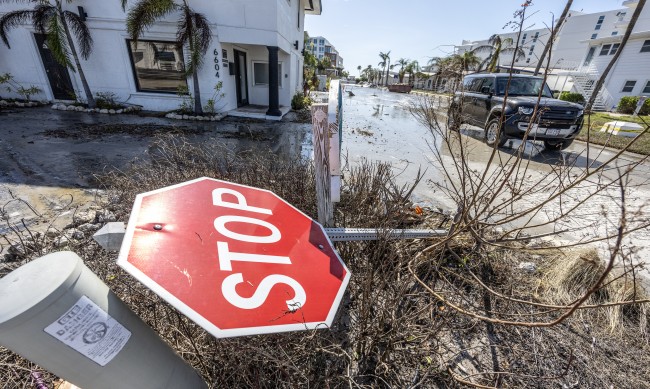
(501, 47, 526, 61)
(502, 37, 514, 47)
(126, 0, 176, 42)
(487, 34, 501, 46)
(479, 56, 492, 72)
(178, 6, 212, 75)
(47, 13, 73, 70)
(33, 4, 55, 33)
(0, 9, 35, 47)
(120, 0, 128, 11)
(471, 45, 494, 55)
(63, 10, 92, 59)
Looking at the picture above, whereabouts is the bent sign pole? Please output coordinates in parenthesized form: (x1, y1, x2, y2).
(97, 223, 447, 250)
(117, 177, 350, 338)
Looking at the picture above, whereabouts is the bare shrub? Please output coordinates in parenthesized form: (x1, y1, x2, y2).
(404, 2, 650, 386)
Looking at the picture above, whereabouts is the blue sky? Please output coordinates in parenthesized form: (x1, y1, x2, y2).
(305, 0, 626, 75)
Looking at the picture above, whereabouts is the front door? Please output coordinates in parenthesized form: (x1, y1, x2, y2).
(233, 49, 249, 107)
(34, 34, 74, 100)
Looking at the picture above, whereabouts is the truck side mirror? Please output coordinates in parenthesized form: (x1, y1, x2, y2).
(481, 86, 492, 95)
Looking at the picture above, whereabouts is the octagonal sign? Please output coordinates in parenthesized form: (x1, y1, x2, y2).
(117, 177, 350, 338)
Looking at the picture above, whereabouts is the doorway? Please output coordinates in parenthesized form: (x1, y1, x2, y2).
(234, 49, 249, 107)
(34, 34, 74, 100)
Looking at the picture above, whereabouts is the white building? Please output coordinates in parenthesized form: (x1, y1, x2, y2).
(552, 0, 650, 110)
(452, 0, 650, 111)
(306, 35, 344, 69)
(0, 0, 321, 118)
(456, 27, 551, 70)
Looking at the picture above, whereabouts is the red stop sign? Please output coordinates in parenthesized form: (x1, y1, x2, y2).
(117, 178, 350, 338)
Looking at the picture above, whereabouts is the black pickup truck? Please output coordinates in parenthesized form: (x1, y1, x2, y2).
(448, 73, 584, 151)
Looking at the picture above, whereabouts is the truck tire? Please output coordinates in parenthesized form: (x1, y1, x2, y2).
(485, 118, 508, 147)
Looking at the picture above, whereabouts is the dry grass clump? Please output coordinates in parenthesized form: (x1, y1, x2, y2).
(541, 248, 650, 336)
(543, 249, 607, 304)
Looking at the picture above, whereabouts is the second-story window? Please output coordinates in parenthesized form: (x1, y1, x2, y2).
(595, 15, 605, 30)
(643, 81, 650, 94)
(611, 31, 618, 36)
(591, 33, 598, 39)
(599, 44, 611, 55)
(600, 44, 620, 56)
(521, 33, 527, 43)
(641, 40, 650, 53)
(532, 32, 539, 43)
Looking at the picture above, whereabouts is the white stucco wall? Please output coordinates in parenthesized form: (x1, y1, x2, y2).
(551, 9, 624, 69)
(0, 0, 307, 111)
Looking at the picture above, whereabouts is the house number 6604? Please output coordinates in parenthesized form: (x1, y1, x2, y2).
(213, 49, 220, 78)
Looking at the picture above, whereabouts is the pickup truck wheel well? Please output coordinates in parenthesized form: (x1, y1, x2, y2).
(486, 111, 501, 126)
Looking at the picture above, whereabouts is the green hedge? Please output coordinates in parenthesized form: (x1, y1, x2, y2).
(559, 92, 585, 105)
(617, 96, 650, 115)
(291, 92, 313, 110)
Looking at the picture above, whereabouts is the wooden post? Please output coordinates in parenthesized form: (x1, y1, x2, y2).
(311, 104, 334, 227)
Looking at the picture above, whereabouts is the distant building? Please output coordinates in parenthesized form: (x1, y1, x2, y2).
(448, 0, 650, 110)
(456, 27, 551, 70)
(306, 36, 344, 69)
(0, 0, 322, 118)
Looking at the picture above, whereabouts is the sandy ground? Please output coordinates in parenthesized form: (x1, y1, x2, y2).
(341, 86, 650, 276)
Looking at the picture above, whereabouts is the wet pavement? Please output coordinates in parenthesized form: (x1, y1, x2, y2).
(341, 86, 650, 268)
(0, 107, 310, 237)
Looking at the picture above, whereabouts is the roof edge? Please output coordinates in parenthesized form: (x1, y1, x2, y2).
(305, 0, 322, 15)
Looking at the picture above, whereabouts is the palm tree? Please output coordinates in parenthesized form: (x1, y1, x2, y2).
(396, 58, 409, 83)
(362, 65, 372, 82)
(0, 0, 96, 107)
(380, 51, 392, 86)
(356, 65, 362, 75)
(378, 52, 388, 85)
(125, 0, 211, 114)
(405, 60, 420, 86)
(586, 0, 645, 111)
(472, 34, 525, 72)
(455, 51, 481, 72)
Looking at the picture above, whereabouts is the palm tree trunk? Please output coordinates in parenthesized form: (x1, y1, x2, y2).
(585, 0, 645, 112)
(385, 60, 390, 86)
(192, 68, 202, 114)
(534, 0, 573, 76)
(58, 6, 95, 108)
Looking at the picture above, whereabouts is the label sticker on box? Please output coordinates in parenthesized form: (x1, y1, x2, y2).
(44, 296, 131, 366)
